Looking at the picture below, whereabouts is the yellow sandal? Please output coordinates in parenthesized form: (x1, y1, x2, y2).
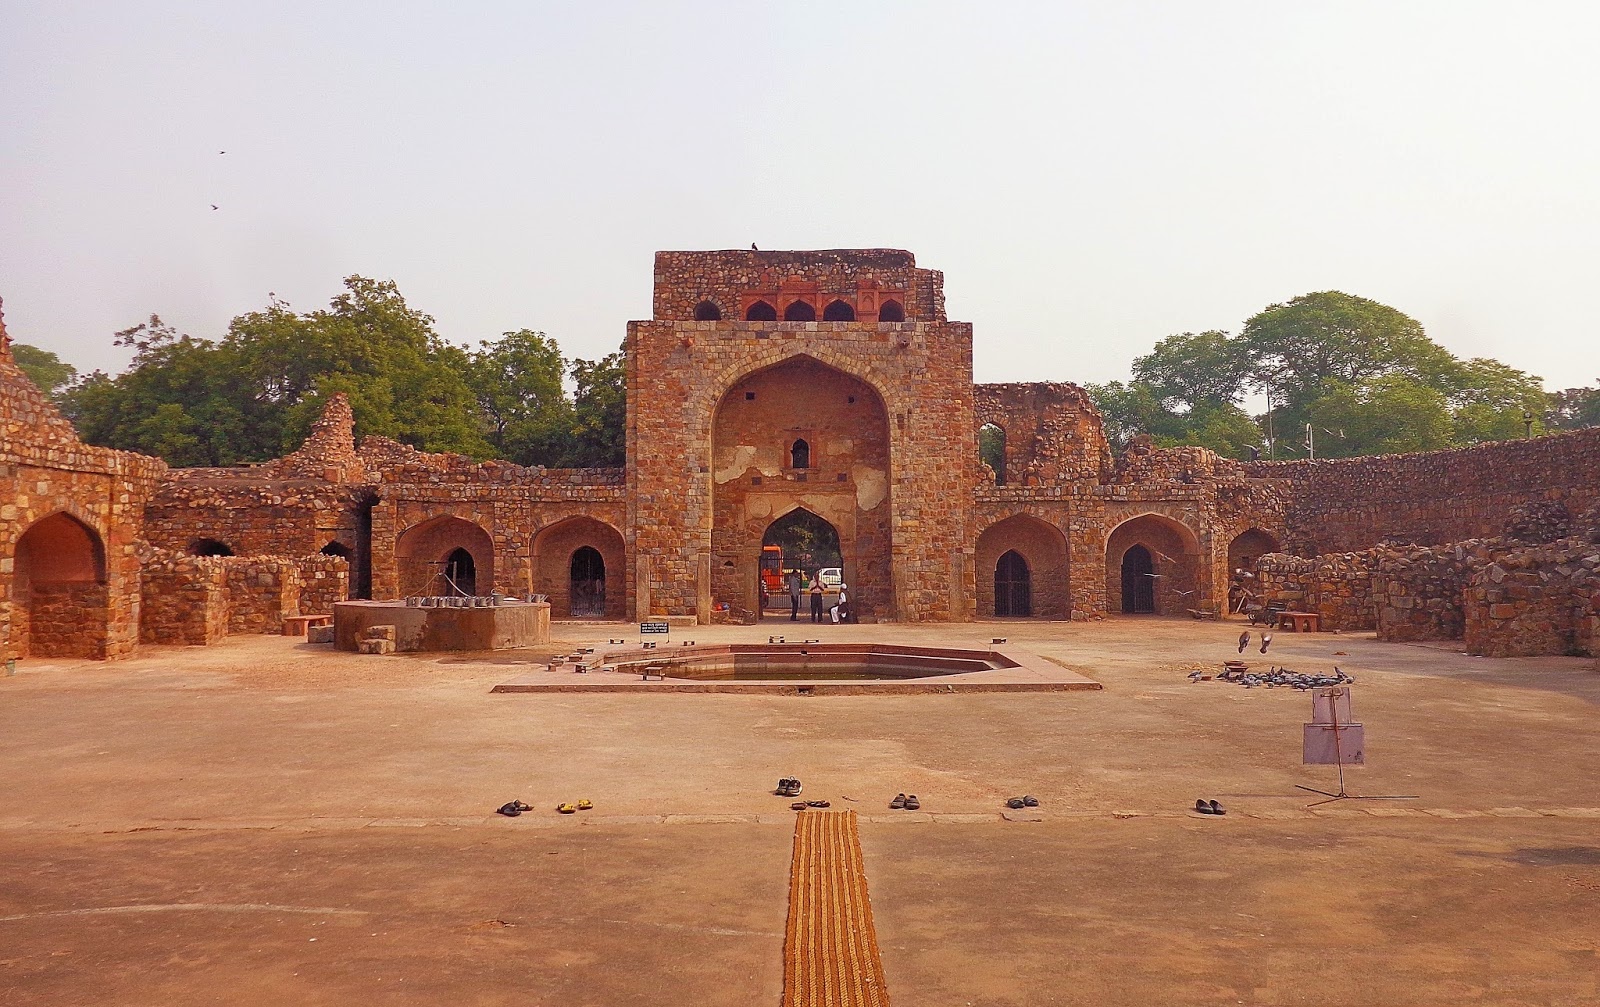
(575, 799, 593, 811)
(557, 802, 577, 814)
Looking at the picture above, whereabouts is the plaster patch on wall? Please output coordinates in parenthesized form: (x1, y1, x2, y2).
(714, 445, 757, 484)
(853, 464, 888, 511)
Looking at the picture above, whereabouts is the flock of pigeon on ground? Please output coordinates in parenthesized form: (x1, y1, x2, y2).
(1186, 629, 1358, 690)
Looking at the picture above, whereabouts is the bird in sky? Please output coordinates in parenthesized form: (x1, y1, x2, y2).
(1237, 630, 1251, 653)
(1259, 633, 1273, 654)
(210, 204, 219, 210)
(218, 150, 227, 154)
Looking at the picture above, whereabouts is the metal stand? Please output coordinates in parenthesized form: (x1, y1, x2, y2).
(1297, 698, 1416, 807)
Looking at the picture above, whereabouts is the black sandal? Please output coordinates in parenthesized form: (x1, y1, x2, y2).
(1006, 797, 1025, 809)
(904, 795, 920, 810)
(1022, 795, 1039, 807)
(889, 793, 907, 810)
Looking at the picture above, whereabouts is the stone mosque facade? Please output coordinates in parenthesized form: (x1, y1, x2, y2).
(3, 249, 1598, 662)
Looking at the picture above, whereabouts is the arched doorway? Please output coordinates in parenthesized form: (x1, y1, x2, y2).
(1228, 528, 1280, 573)
(1121, 545, 1155, 613)
(11, 512, 109, 659)
(443, 547, 476, 596)
(995, 550, 1031, 617)
(974, 514, 1068, 618)
(570, 546, 606, 617)
(1105, 514, 1201, 616)
(532, 516, 627, 619)
(711, 356, 891, 620)
(759, 508, 843, 615)
(395, 516, 495, 598)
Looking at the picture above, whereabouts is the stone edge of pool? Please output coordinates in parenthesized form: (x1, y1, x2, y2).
(489, 643, 1101, 695)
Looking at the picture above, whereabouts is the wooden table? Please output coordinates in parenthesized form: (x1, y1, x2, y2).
(1279, 610, 1322, 632)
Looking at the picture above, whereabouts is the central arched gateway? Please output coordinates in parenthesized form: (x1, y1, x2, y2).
(710, 355, 892, 620)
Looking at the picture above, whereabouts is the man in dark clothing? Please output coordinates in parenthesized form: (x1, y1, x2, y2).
(809, 574, 825, 623)
(787, 570, 802, 621)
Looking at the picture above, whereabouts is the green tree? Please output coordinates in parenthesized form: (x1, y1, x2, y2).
(565, 344, 626, 467)
(1546, 382, 1600, 430)
(1440, 357, 1547, 444)
(467, 328, 574, 465)
(1130, 329, 1250, 411)
(1301, 376, 1454, 458)
(11, 343, 78, 399)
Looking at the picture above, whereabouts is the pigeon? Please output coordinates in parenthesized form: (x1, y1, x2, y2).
(1237, 631, 1251, 653)
(210, 204, 219, 210)
(1187, 670, 1204, 681)
(1260, 633, 1273, 654)
(218, 150, 226, 154)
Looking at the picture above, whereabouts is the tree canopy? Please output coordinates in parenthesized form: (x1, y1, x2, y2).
(11, 343, 78, 399)
(1088, 290, 1562, 460)
(55, 277, 626, 468)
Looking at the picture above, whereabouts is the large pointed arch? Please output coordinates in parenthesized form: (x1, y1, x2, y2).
(975, 513, 1069, 618)
(532, 515, 626, 619)
(710, 355, 892, 620)
(10, 511, 110, 658)
(395, 515, 495, 597)
(1104, 512, 1202, 616)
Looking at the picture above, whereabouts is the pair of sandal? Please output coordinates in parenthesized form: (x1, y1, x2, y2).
(888, 793, 921, 810)
(775, 778, 803, 797)
(496, 800, 533, 817)
(557, 799, 594, 815)
(790, 800, 831, 810)
(1193, 799, 1226, 816)
(1005, 795, 1040, 809)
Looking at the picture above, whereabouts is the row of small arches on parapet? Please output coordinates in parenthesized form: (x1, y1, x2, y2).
(692, 299, 906, 322)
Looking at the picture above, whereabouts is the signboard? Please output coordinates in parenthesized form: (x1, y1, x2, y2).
(1304, 686, 1363, 765)
(640, 621, 670, 635)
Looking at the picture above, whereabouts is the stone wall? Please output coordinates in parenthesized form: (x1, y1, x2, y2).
(295, 555, 349, 617)
(1464, 541, 1599, 657)
(1253, 551, 1377, 630)
(224, 558, 302, 634)
(1374, 543, 1480, 642)
(1242, 429, 1600, 555)
(140, 551, 229, 646)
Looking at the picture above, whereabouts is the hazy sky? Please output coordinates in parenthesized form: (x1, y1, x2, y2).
(3, 2, 1597, 390)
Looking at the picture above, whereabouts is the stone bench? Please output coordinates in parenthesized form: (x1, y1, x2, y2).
(282, 614, 333, 637)
(1280, 610, 1322, 632)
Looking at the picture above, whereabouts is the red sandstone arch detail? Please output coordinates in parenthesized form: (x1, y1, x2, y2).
(395, 515, 495, 597)
(1104, 513, 1202, 616)
(531, 516, 626, 620)
(11, 512, 110, 659)
(975, 514, 1068, 619)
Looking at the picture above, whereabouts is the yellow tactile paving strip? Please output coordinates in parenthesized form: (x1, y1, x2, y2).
(784, 810, 890, 1007)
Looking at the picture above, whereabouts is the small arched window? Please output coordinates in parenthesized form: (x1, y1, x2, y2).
(823, 299, 855, 321)
(783, 300, 816, 321)
(321, 541, 353, 559)
(979, 423, 1006, 485)
(693, 300, 722, 321)
(745, 300, 777, 321)
(790, 439, 811, 469)
(878, 299, 905, 322)
(191, 538, 234, 557)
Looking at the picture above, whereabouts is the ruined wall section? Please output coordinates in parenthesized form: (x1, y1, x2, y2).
(652, 249, 944, 324)
(1, 305, 166, 661)
(145, 478, 368, 558)
(1242, 429, 1600, 554)
(974, 382, 1111, 485)
(1466, 542, 1600, 657)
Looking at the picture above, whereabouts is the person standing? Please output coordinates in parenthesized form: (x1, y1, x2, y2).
(809, 574, 824, 623)
(787, 569, 802, 621)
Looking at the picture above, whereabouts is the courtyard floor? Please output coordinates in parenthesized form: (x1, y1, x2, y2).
(1, 617, 1597, 1005)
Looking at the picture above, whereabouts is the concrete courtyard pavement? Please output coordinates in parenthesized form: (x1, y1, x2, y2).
(1, 618, 1596, 1004)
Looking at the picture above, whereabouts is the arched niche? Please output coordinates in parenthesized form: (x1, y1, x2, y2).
(878, 299, 905, 322)
(11, 512, 110, 659)
(790, 438, 811, 469)
(979, 422, 1006, 485)
(975, 514, 1068, 618)
(395, 515, 495, 598)
(532, 516, 627, 620)
(189, 538, 234, 557)
(745, 300, 777, 321)
(1228, 528, 1281, 574)
(823, 299, 855, 321)
(1104, 513, 1201, 616)
(783, 300, 816, 322)
(693, 300, 722, 321)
